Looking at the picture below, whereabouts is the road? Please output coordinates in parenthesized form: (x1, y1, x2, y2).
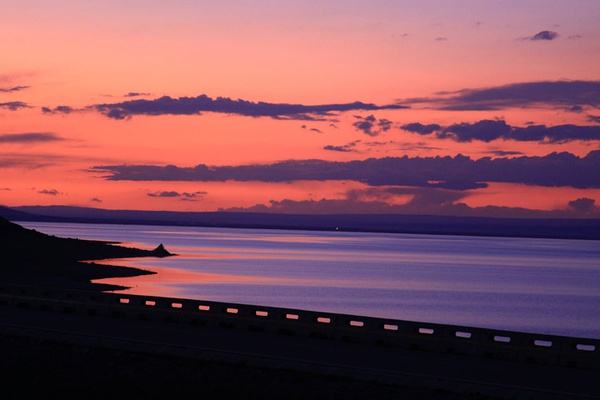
(0, 297, 598, 399)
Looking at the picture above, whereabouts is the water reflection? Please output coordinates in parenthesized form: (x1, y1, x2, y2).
(22, 221, 600, 338)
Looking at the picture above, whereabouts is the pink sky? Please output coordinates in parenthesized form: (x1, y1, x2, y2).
(1, 1, 600, 216)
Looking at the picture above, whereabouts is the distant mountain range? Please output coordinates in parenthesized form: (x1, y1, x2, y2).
(1, 205, 599, 240)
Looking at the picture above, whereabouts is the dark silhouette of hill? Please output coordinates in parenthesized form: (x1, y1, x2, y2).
(0, 205, 46, 221)
(3, 204, 600, 240)
(0, 216, 172, 290)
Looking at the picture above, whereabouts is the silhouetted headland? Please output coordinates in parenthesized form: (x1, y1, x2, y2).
(0, 217, 172, 291)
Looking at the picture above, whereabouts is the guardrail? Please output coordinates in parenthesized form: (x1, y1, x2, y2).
(0, 283, 598, 370)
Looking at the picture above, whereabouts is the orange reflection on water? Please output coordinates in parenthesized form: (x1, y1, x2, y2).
(92, 263, 292, 297)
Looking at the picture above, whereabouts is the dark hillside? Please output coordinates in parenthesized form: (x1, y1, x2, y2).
(0, 217, 171, 290)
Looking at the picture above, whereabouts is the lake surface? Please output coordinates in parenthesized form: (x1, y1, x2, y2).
(22, 221, 600, 339)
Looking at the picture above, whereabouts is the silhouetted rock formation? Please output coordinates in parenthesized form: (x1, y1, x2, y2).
(152, 243, 172, 257)
(0, 217, 173, 290)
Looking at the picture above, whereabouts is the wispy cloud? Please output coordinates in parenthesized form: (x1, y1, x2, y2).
(0, 151, 122, 169)
(41, 105, 75, 114)
(147, 190, 207, 201)
(323, 140, 361, 153)
(524, 30, 559, 41)
(222, 186, 599, 218)
(37, 188, 60, 196)
(399, 80, 600, 111)
(300, 125, 323, 133)
(484, 150, 524, 157)
(401, 119, 600, 143)
(124, 92, 151, 97)
(353, 115, 393, 136)
(0, 132, 65, 144)
(92, 94, 406, 120)
(401, 123, 441, 134)
(92, 150, 600, 190)
(0, 85, 29, 93)
(0, 101, 30, 111)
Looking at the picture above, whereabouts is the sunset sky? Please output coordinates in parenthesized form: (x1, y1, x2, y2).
(2, 1, 600, 217)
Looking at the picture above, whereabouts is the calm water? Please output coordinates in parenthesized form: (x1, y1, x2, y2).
(22, 221, 600, 338)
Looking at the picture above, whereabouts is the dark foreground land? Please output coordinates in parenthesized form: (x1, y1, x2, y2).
(1, 217, 598, 399)
(0, 327, 471, 400)
(0, 216, 171, 291)
(1, 290, 598, 400)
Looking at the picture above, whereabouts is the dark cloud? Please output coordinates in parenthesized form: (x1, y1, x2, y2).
(0, 101, 30, 111)
(323, 140, 361, 153)
(93, 95, 406, 120)
(225, 186, 466, 215)
(568, 197, 596, 213)
(401, 122, 442, 134)
(353, 115, 393, 136)
(41, 105, 75, 114)
(147, 191, 180, 198)
(568, 34, 583, 40)
(527, 30, 559, 41)
(147, 190, 207, 201)
(327, 139, 439, 153)
(0, 85, 29, 93)
(301, 125, 323, 133)
(509, 124, 600, 142)
(395, 142, 441, 152)
(124, 92, 151, 97)
(440, 120, 512, 142)
(362, 141, 390, 147)
(0, 132, 65, 144)
(485, 150, 524, 157)
(92, 150, 600, 190)
(401, 119, 600, 143)
(434, 37, 448, 41)
(568, 105, 584, 113)
(223, 186, 600, 218)
(588, 115, 600, 124)
(402, 80, 600, 111)
(1, 151, 121, 170)
(362, 140, 441, 152)
(0, 155, 53, 169)
(347, 186, 466, 209)
(91, 197, 102, 203)
(38, 189, 60, 196)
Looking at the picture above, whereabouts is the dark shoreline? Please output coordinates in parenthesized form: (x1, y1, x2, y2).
(0, 217, 172, 292)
